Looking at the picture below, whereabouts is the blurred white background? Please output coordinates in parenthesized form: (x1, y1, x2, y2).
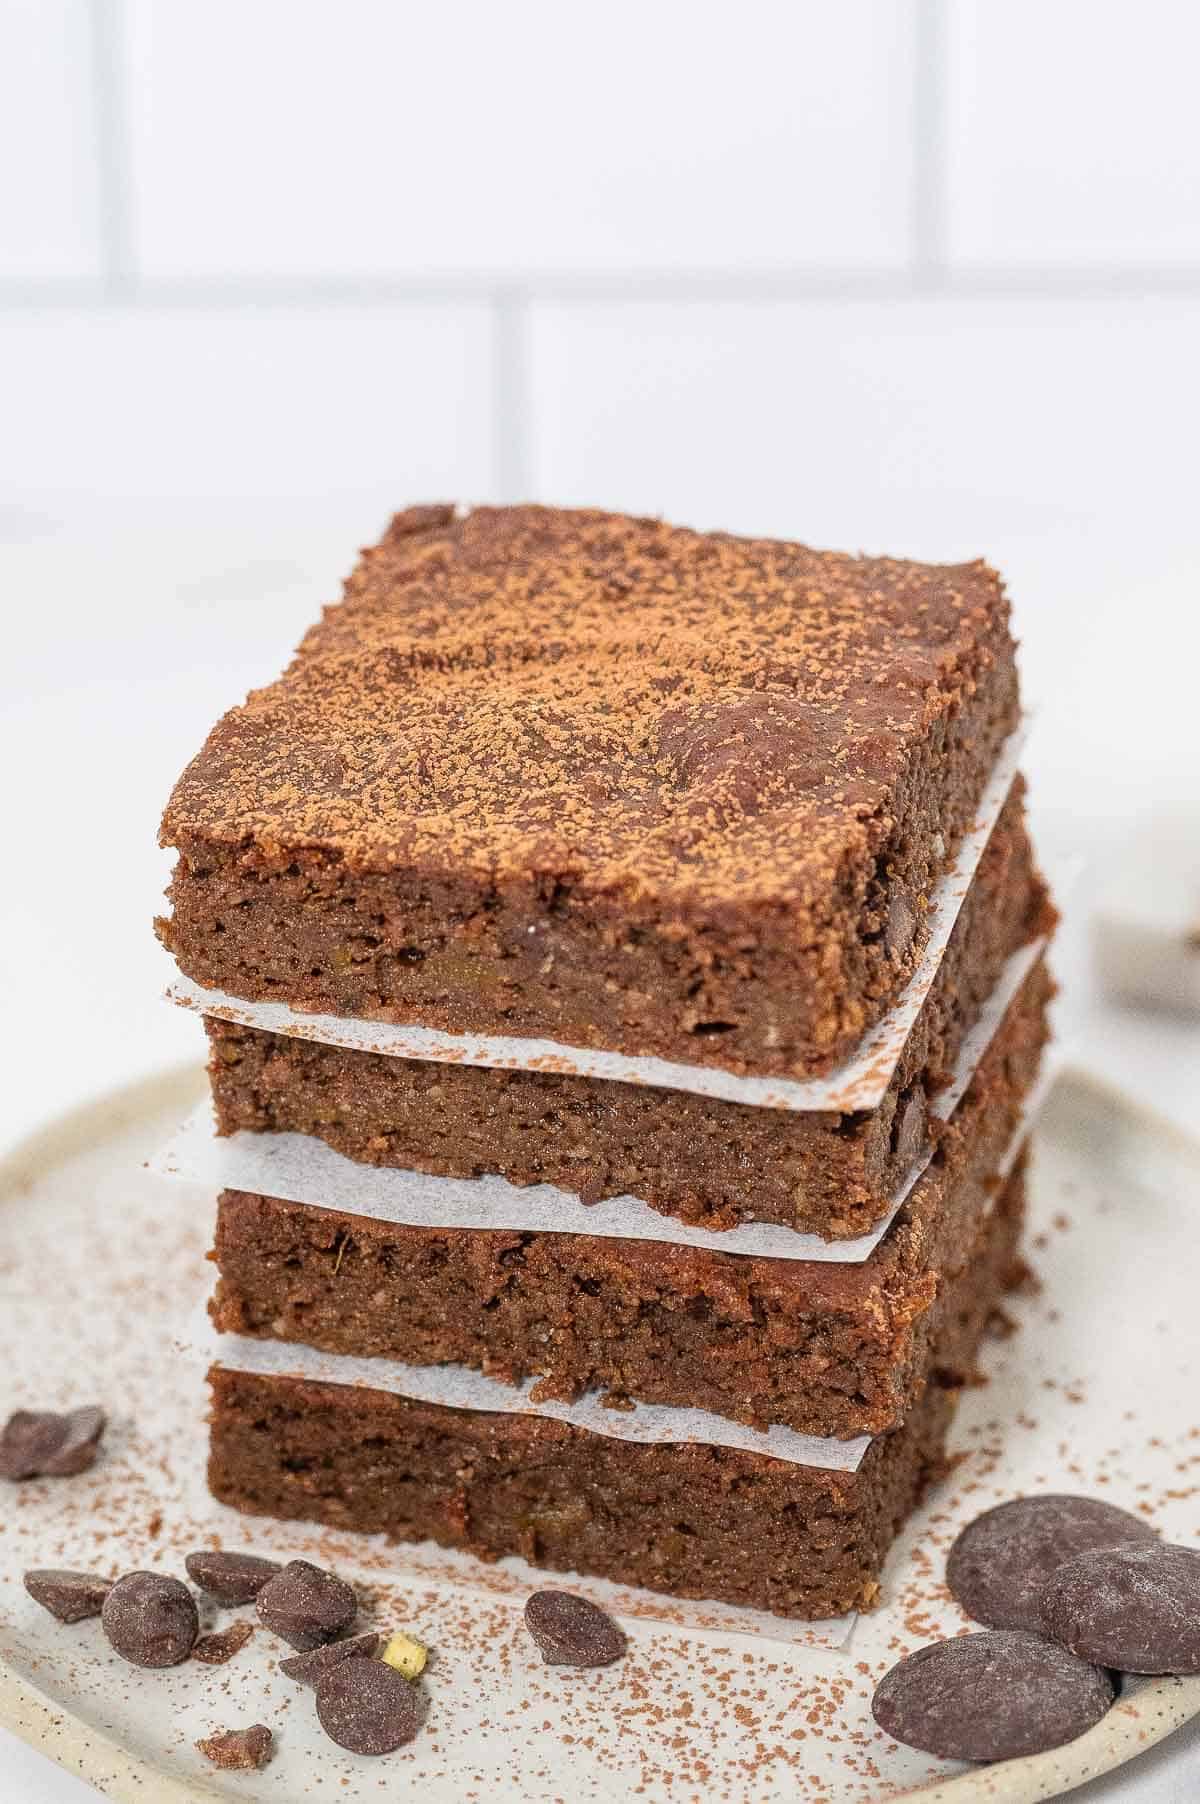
(2, 7, 1200, 1792)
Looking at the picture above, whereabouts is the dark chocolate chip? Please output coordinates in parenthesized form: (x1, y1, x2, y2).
(101, 1571, 199, 1668)
(23, 1569, 112, 1623)
(872, 1630, 1115, 1762)
(947, 1494, 1158, 1632)
(192, 1620, 255, 1665)
(256, 1558, 357, 1651)
(195, 1724, 273, 1770)
(0, 1406, 105, 1480)
(315, 1657, 423, 1755)
(524, 1590, 627, 1667)
(279, 1631, 381, 1687)
(185, 1549, 281, 1605)
(1040, 1541, 1200, 1674)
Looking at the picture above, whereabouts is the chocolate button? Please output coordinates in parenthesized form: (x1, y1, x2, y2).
(872, 1630, 1114, 1762)
(0, 1406, 105, 1480)
(279, 1631, 381, 1687)
(315, 1658, 423, 1755)
(24, 1569, 111, 1623)
(947, 1494, 1157, 1631)
(101, 1571, 199, 1668)
(524, 1590, 627, 1667)
(185, 1549, 281, 1605)
(1041, 1541, 1200, 1674)
(255, 1558, 357, 1651)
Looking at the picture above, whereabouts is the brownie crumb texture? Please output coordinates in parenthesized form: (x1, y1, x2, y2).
(196, 1724, 273, 1771)
(192, 1620, 255, 1665)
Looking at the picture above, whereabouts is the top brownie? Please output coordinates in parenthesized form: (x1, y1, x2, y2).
(158, 504, 1019, 1077)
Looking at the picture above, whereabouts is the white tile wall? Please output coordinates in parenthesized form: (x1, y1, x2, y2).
(526, 294, 1200, 549)
(0, 0, 103, 281)
(525, 294, 1200, 852)
(0, 305, 496, 502)
(947, 1, 1200, 268)
(122, 0, 914, 280)
(2, 0, 1199, 910)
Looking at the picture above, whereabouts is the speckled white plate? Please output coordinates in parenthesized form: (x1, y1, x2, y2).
(2, 1065, 1200, 1803)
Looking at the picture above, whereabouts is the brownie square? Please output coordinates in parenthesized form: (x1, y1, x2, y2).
(159, 504, 1019, 1078)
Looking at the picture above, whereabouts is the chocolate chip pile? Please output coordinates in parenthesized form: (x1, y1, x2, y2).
(873, 1492, 1200, 1765)
(13, 1403, 629, 1770)
(23, 1551, 628, 1765)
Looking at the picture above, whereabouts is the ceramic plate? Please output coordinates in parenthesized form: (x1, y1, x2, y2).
(2, 1066, 1199, 1802)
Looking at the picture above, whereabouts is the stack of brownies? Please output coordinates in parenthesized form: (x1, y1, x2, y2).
(156, 504, 1055, 1623)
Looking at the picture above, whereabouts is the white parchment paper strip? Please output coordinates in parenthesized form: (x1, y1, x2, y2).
(153, 937, 1046, 1266)
(167, 724, 1028, 1114)
(193, 1306, 870, 1470)
(189, 1076, 1046, 1471)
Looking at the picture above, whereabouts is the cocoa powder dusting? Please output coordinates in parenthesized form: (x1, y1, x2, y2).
(161, 503, 1008, 908)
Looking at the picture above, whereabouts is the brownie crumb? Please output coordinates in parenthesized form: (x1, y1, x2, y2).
(196, 1724, 273, 1770)
(192, 1620, 255, 1665)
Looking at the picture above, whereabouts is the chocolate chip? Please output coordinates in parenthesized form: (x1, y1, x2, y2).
(279, 1631, 381, 1687)
(524, 1590, 627, 1667)
(0, 1406, 105, 1480)
(192, 1621, 255, 1665)
(195, 1725, 273, 1770)
(315, 1657, 423, 1755)
(23, 1569, 112, 1623)
(947, 1494, 1158, 1632)
(1040, 1541, 1200, 1674)
(101, 1571, 199, 1668)
(184, 1549, 281, 1605)
(872, 1630, 1115, 1762)
(255, 1559, 356, 1651)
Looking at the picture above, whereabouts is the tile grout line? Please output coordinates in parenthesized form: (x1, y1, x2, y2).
(5, 268, 1200, 314)
(912, 0, 949, 288)
(89, 0, 137, 300)
(490, 290, 533, 503)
